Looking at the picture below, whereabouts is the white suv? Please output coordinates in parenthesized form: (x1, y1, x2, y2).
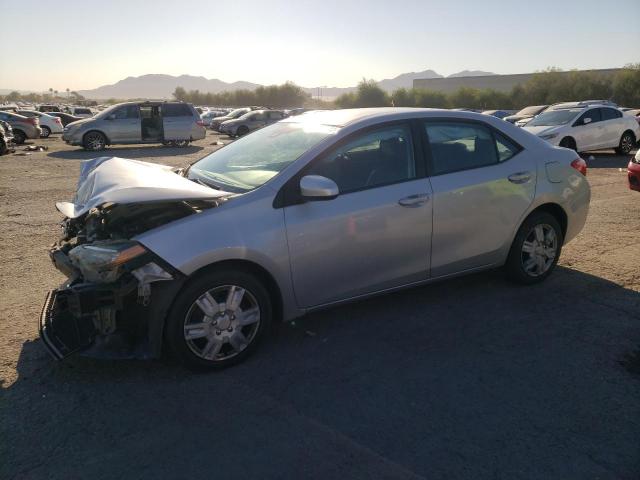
(523, 103, 639, 154)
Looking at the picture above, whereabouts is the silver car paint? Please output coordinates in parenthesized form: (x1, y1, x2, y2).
(62, 102, 206, 146)
(133, 108, 590, 321)
(57, 157, 228, 218)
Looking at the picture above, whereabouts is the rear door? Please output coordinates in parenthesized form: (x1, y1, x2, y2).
(284, 122, 432, 307)
(599, 107, 624, 147)
(162, 103, 194, 140)
(423, 120, 536, 277)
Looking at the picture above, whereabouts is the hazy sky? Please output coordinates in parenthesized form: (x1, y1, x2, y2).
(1, 0, 638, 91)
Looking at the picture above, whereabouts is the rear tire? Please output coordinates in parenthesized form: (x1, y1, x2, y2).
(13, 130, 26, 144)
(559, 137, 577, 152)
(166, 268, 272, 370)
(615, 131, 635, 155)
(0, 139, 7, 155)
(505, 211, 563, 285)
(40, 126, 51, 138)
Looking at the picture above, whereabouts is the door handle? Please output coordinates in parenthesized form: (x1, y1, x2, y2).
(398, 193, 430, 207)
(507, 172, 532, 184)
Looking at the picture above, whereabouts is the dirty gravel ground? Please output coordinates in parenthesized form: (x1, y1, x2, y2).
(1, 133, 639, 479)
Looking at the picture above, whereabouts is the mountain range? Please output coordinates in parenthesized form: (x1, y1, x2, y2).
(72, 69, 495, 100)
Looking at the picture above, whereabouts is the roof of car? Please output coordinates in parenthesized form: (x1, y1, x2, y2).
(282, 107, 487, 127)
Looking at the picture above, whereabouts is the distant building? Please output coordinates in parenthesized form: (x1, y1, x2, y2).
(412, 68, 623, 93)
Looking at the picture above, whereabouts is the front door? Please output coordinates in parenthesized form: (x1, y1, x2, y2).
(105, 104, 140, 142)
(284, 123, 432, 308)
(572, 108, 602, 151)
(423, 120, 536, 277)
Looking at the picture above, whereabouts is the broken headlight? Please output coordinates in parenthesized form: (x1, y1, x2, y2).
(69, 241, 149, 283)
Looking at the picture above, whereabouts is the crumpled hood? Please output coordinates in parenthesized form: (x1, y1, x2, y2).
(56, 157, 229, 218)
(522, 125, 560, 136)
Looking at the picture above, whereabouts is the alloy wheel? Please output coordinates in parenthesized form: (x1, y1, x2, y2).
(521, 224, 558, 277)
(620, 134, 634, 154)
(85, 132, 105, 150)
(183, 285, 261, 362)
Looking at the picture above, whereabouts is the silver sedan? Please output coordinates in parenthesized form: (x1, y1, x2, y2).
(42, 108, 590, 369)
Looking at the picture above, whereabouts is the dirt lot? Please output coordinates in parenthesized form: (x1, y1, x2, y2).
(1, 133, 639, 479)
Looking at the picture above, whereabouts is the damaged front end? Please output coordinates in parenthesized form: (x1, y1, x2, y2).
(40, 157, 229, 360)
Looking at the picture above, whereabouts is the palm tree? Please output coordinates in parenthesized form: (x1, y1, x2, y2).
(66, 88, 70, 99)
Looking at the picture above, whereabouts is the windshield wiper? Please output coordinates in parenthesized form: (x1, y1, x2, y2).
(191, 177, 221, 190)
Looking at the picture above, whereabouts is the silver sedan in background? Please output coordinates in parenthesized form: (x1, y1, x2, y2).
(42, 108, 590, 369)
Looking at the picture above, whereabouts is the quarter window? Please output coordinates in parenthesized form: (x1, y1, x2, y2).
(307, 124, 415, 193)
(425, 122, 506, 175)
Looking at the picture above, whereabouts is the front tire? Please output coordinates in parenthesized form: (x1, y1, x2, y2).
(40, 126, 51, 138)
(236, 125, 249, 136)
(166, 269, 272, 370)
(559, 137, 577, 152)
(506, 211, 563, 284)
(83, 131, 106, 151)
(615, 131, 635, 155)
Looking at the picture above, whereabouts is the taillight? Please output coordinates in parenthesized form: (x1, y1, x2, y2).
(196, 120, 205, 127)
(27, 117, 38, 125)
(571, 157, 587, 176)
(55, 117, 62, 125)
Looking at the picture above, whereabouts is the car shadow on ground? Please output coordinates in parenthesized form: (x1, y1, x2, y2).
(580, 149, 636, 169)
(3, 266, 640, 479)
(46, 144, 205, 160)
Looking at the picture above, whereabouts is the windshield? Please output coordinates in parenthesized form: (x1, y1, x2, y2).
(527, 109, 580, 127)
(516, 105, 546, 116)
(188, 121, 338, 193)
(94, 104, 121, 118)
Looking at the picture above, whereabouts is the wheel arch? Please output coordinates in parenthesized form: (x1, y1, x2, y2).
(559, 136, 577, 151)
(181, 259, 283, 325)
(82, 129, 111, 145)
(621, 129, 636, 141)
(524, 203, 568, 241)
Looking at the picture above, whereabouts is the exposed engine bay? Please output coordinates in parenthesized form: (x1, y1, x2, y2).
(40, 157, 231, 360)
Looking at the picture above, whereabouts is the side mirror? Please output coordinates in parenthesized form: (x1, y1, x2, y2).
(582, 117, 592, 125)
(106, 114, 115, 120)
(300, 175, 339, 200)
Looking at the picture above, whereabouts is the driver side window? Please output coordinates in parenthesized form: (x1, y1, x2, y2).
(575, 108, 601, 126)
(307, 124, 415, 193)
(112, 105, 139, 119)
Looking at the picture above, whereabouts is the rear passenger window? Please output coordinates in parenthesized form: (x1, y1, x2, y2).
(163, 104, 192, 117)
(307, 124, 415, 193)
(601, 108, 622, 121)
(425, 122, 504, 175)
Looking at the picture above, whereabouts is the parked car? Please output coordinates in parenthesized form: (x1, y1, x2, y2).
(0, 121, 14, 155)
(522, 104, 639, 154)
(38, 105, 62, 113)
(62, 101, 206, 150)
(210, 107, 253, 131)
(200, 110, 227, 127)
(46, 111, 84, 127)
(67, 107, 94, 118)
(482, 110, 517, 119)
(628, 150, 640, 192)
(220, 109, 286, 136)
(0, 111, 42, 143)
(16, 110, 64, 137)
(40, 108, 590, 368)
(503, 105, 549, 125)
